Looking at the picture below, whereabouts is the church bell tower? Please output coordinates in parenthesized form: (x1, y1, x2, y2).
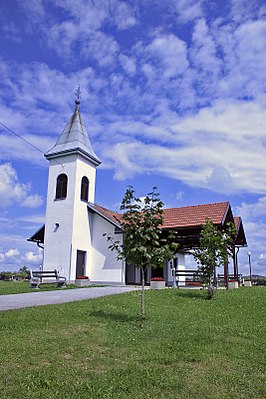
(42, 94, 101, 281)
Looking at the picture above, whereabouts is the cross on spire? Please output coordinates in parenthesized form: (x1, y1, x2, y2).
(75, 86, 82, 105)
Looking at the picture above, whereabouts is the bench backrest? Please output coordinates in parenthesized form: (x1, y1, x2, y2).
(217, 274, 242, 279)
(175, 270, 200, 275)
(30, 269, 59, 279)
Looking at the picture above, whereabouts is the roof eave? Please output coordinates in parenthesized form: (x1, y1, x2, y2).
(27, 224, 45, 243)
(45, 148, 101, 166)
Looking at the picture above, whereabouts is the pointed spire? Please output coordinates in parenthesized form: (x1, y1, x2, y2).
(45, 91, 101, 166)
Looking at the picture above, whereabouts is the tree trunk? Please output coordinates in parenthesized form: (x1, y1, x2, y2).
(207, 285, 214, 299)
(141, 265, 145, 329)
(207, 275, 214, 299)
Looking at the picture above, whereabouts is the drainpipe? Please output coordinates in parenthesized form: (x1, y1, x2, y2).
(69, 244, 72, 283)
(37, 242, 44, 250)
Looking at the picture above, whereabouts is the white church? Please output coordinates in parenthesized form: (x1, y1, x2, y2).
(29, 98, 247, 286)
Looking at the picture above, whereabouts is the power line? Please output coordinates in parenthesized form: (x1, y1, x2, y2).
(0, 121, 45, 155)
(0, 120, 65, 169)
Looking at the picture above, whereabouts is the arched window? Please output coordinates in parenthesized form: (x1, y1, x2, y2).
(81, 176, 89, 202)
(56, 174, 68, 199)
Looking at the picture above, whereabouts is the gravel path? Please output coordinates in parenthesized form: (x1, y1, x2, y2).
(0, 286, 140, 311)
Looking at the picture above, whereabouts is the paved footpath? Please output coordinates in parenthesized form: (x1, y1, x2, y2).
(0, 286, 140, 311)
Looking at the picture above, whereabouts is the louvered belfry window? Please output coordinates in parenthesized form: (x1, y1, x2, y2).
(56, 174, 68, 199)
(81, 176, 89, 201)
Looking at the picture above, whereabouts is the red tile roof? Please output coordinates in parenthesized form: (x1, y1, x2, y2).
(91, 201, 231, 230)
(90, 203, 121, 225)
(162, 202, 230, 229)
(29, 201, 246, 246)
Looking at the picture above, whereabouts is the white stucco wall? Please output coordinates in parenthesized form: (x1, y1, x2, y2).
(89, 212, 125, 284)
(70, 156, 97, 281)
(43, 153, 97, 281)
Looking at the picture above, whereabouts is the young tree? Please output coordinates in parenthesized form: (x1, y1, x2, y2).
(193, 219, 236, 299)
(105, 186, 178, 328)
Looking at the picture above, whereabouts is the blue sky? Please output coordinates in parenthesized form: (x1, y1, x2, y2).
(0, 0, 265, 276)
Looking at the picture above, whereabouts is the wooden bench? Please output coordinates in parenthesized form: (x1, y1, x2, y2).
(172, 269, 203, 287)
(30, 269, 66, 288)
(217, 273, 242, 283)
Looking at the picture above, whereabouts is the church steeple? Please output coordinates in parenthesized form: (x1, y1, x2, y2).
(45, 95, 101, 166)
(42, 91, 101, 282)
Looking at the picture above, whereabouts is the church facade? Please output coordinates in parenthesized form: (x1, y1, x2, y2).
(29, 99, 247, 285)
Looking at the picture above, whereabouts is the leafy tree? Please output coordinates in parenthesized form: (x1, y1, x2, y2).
(193, 219, 236, 299)
(220, 222, 237, 265)
(18, 266, 30, 279)
(0, 271, 13, 280)
(105, 186, 178, 328)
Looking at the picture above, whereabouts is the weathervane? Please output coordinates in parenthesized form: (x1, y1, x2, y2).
(75, 86, 82, 104)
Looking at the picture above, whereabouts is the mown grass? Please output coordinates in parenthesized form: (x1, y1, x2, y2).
(0, 287, 265, 399)
(0, 281, 98, 295)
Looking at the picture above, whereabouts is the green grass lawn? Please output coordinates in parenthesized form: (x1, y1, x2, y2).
(0, 287, 265, 399)
(0, 280, 99, 295)
(0, 280, 75, 295)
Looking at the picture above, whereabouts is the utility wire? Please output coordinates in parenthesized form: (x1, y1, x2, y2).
(0, 121, 45, 155)
(0, 120, 65, 168)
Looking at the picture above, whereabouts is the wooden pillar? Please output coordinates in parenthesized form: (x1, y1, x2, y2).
(224, 240, 229, 289)
(233, 245, 238, 280)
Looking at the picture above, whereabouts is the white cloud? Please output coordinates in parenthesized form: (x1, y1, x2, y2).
(147, 34, 189, 79)
(235, 196, 266, 220)
(47, 20, 81, 58)
(175, 0, 203, 23)
(0, 60, 104, 165)
(0, 231, 44, 272)
(0, 134, 48, 167)
(17, 214, 45, 225)
(23, 250, 43, 263)
(21, 195, 44, 208)
(0, 245, 43, 272)
(44, 0, 135, 61)
(0, 248, 20, 263)
(81, 31, 119, 66)
(206, 167, 234, 195)
(142, 63, 156, 81)
(230, 0, 264, 23)
(51, 0, 137, 30)
(5, 248, 19, 257)
(2, 45, 264, 197)
(191, 19, 222, 82)
(234, 197, 266, 275)
(217, 19, 266, 99)
(110, 1, 137, 30)
(119, 55, 137, 76)
(100, 98, 266, 195)
(0, 163, 43, 208)
(18, 0, 45, 20)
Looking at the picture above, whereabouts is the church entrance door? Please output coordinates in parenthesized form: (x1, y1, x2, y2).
(76, 250, 86, 277)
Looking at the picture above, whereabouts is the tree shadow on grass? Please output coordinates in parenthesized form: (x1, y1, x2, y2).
(89, 309, 136, 322)
(174, 289, 207, 300)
